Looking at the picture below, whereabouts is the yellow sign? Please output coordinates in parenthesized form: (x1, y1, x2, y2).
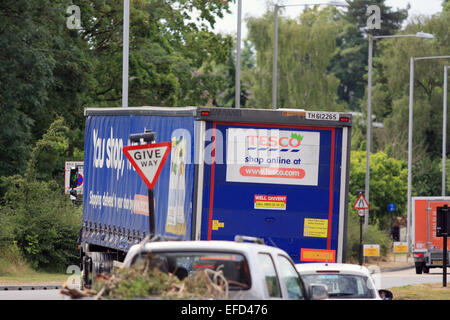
(255, 201, 286, 210)
(254, 195, 287, 210)
(212, 220, 224, 231)
(393, 242, 408, 254)
(303, 218, 328, 238)
(363, 244, 380, 257)
(301, 248, 336, 262)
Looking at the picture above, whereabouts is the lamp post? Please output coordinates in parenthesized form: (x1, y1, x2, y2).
(272, 1, 349, 110)
(365, 32, 434, 233)
(122, 0, 130, 107)
(235, 0, 242, 109)
(407, 55, 450, 251)
(443, 66, 450, 196)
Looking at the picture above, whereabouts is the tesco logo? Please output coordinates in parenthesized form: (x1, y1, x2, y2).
(247, 135, 302, 148)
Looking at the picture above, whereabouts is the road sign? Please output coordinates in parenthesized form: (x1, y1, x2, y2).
(388, 202, 396, 212)
(363, 244, 380, 257)
(65, 161, 84, 194)
(357, 209, 366, 217)
(123, 142, 171, 190)
(77, 173, 83, 187)
(393, 242, 408, 254)
(353, 193, 370, 210)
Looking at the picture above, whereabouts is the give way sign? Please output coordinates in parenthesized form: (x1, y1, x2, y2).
(123, 142, 171, 190)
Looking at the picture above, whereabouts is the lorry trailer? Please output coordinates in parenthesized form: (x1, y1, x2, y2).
(411, 196, 450, 274)
(79, 107, 352, 285)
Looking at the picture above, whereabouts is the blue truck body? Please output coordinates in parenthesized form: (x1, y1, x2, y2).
(81, 107, 351, 264)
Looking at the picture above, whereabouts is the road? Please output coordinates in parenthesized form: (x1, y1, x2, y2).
(0, 267, 447, 299)
(0, 288, 67, 300)
(376, 267, 445, 289)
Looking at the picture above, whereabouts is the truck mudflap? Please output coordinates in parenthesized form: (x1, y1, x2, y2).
(81, 114, 196, 251)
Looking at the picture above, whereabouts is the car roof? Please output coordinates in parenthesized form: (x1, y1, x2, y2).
(295, 263, 372, 276)
(129, 240, 288, 256)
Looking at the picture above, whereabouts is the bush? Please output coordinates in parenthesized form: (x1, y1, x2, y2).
(0, 175, 82, 272)
(345, 207, 391, 262)
(0, 241, 33, 276)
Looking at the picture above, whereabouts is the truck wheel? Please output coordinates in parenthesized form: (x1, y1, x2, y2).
(91, 252, 115, 283)
(415, 262, 423, 274)
(422, 265, 430, 274)
(81, 255, 92, 289)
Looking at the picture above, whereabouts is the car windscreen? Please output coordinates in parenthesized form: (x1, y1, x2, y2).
(301, 273, 377, 299)
(131, 251, 251, 290)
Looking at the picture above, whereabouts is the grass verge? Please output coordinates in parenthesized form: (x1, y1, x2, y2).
(0, 244, 67, 285)
(391, 283, 450, 300)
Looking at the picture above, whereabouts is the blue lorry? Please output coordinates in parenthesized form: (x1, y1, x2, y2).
(79, 107, 352, 286)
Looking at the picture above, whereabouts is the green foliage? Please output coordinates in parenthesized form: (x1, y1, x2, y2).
(345, 207, 391, 262)
(346, 150, 404, 261)
(0, 175, 82, 271)
(0, 242, 33, 276)
(246, 6, 346, 110)
(330, 0, 409, 110)
(349, 151, 407, 230)
(413, 157, 442, 197)
(0, 0, 233, 178)
(0, 118, 82, 272)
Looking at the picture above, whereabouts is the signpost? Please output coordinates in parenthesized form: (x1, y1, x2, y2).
(353, 192, 370, 265)
(123, 131, 171, 238)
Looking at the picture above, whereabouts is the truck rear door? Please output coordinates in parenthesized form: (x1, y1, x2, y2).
(197, 109, 350, 263)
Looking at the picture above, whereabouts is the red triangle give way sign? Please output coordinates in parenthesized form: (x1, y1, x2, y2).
(123, 142, 171, 190)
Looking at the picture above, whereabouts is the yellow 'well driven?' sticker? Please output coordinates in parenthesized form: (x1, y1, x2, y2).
(303, 218, 328, 238)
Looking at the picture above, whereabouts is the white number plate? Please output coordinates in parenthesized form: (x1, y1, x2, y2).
(306, 111, 339, 121)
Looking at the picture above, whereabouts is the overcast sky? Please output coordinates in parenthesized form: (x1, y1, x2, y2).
(213, 0, 445, 38)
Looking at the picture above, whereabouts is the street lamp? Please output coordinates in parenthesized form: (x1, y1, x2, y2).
(365, 31, 434, 233)
(122, 0, 130, 107)
(235, 0, 242, 109)
(442, 66, 450, 196)
(272, 0, 349, 110)
(407, 55, 450, 252)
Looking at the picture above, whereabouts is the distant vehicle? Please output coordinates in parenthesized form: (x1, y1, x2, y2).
(411, 197, 450, 274)
(295, 263, 393, 300)
(121, 236, 328, 300)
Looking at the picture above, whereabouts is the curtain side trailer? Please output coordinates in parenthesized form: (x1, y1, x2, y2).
(79, 107, 352, 286)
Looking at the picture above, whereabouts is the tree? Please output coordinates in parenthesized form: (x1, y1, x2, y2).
(0, 0, 235, 177)
(371, 10, 450, 162)
(73, 0, 233, 108)
(214, 40, 252, 108)
(246, 6, 345, 110)
(349, 151, 407, 230)
(329, 0, 409, 110)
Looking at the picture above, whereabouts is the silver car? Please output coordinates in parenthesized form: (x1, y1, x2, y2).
(296, 263, 393, 300)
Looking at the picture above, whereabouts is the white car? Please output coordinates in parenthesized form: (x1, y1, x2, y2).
(295, 263, 393, 300)
(121, 236, 327, 300)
